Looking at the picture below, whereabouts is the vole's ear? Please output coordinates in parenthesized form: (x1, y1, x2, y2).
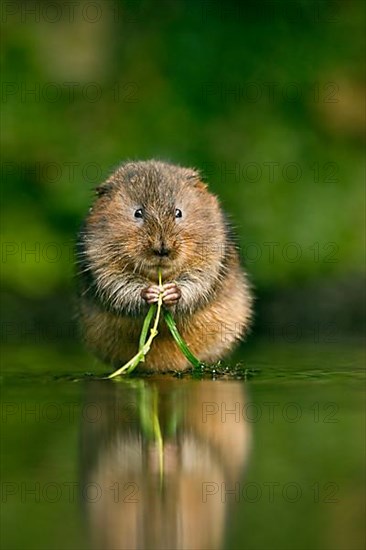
(194, 179, 208, 191)
(186, 169, 208, 191)
(95, 180, 113, 197)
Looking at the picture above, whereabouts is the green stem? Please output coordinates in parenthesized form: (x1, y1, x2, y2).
(108, 271, 163, 378)
(139, 303, 156, 352)
(152, 389, 164, 488)
(163, 309, 203, 369)
(107, 270, 204, 378)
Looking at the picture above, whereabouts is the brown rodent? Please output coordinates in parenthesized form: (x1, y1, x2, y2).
(76, 160, 252, 372)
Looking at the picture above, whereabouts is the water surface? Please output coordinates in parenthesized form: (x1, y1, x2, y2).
(1, 342, 364, 550)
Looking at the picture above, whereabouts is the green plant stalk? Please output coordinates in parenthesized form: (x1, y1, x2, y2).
(108, 270, 203, 378)
(152, 388, 164, 488)
(138, 303, 157, 353)
(137, 383, 164, 485)
(163, 309, 203, 369)
(108, 271, 163, 378)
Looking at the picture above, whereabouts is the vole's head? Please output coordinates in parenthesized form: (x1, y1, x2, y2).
(85, 160, 225, 281)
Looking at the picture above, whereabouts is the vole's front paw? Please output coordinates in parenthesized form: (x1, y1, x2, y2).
(141, 285, 161, 305)
(162, 282, 182, 307)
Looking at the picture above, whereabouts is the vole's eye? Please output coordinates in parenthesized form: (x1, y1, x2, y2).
(134, 209, 143, 219)
(175, 208, 182, 218)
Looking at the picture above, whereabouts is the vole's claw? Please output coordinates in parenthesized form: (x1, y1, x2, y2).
(162, 282, 181, 293)
(141, 285, 160, 304)
(162, 282, 182, 306)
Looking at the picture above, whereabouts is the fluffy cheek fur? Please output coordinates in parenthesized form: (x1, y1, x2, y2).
(86, 190, 225, 285)
(97, 222, 225, 282)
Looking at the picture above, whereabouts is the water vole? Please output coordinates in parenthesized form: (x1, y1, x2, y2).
(76, 160, 252, 371)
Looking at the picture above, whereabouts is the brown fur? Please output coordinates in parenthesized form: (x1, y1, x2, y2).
(76, 160, 252, 372)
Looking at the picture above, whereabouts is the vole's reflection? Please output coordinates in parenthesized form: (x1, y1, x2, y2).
(81, 379, 251, 550)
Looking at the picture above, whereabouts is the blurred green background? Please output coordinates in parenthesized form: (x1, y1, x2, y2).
(1, 0, 365, 345)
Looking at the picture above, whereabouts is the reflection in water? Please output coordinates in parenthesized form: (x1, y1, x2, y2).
(80, 379, 251, 550)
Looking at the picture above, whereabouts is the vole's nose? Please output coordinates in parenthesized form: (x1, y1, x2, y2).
(153, 243, 171, 257)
